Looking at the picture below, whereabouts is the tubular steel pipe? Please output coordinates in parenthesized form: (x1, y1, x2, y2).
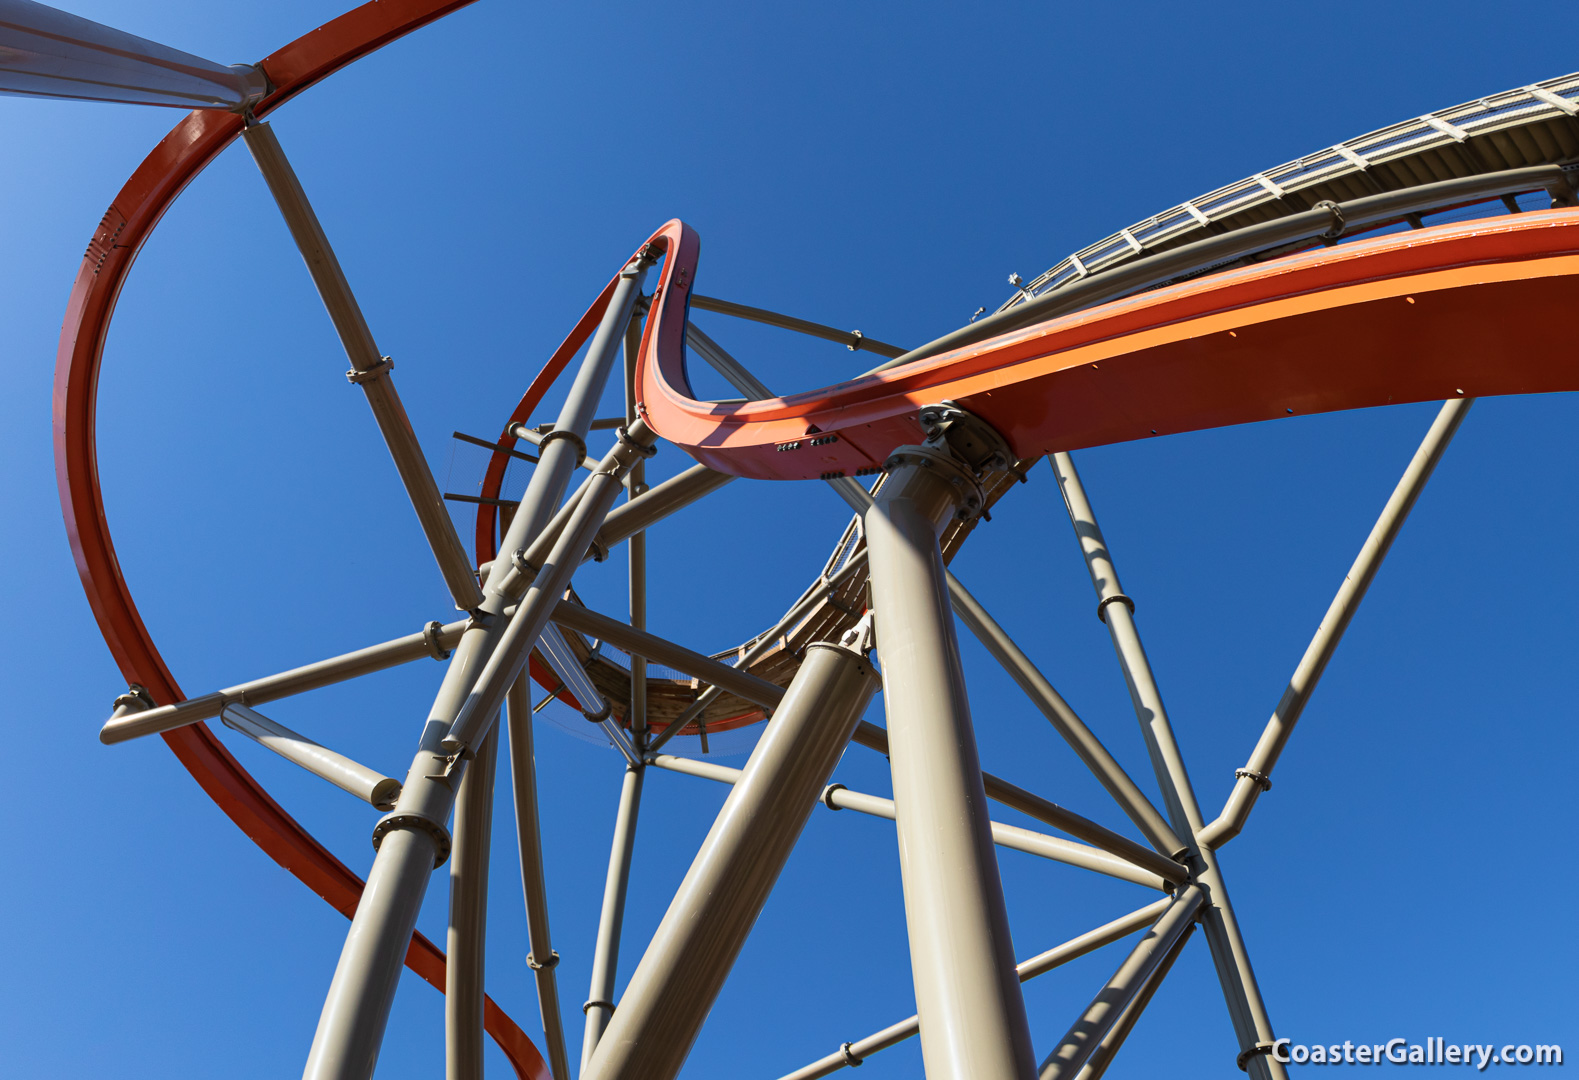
(690, 293, 907, 358)
(303, 259, 650, 1080)
(593, 463, 735, 560)
(582, 629, 880, 1080)
(243, 122, 483, 612)
(446, 722, 499, 1080)
(581, 763, 645, 1072)
(511, 424, 599, 473)
(848, 721, 1181, 882)
(218, 703, 400, 810)
(863, 444, 1037, 1080)
(505, 675, 571, 1080)
(624, 312, 650, 743)
(1200, 398, 1473, 848)
(644, 548, 870, 754)
(1052, 452, 1286, 1080)
(643, 754, 1171, 890)
(868, 165, 1577, 375)
(820, 785, 1170, 892)
(1039, 886, 1205, 1080)
(1071, 923, 1197, 1080)
(775, 899, 1174, 1080)
(945, 569, 1185, 858)
(100, 617, 467, 744)
(978, 772, 1186, 885)
(551, 602, 785, 711)
(444, 422, 658, 756)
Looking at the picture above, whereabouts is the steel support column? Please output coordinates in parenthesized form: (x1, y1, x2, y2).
(301, 254, 650, 1080)
(506, 675, 571, 1080)
(862, 409, 1037, 1080)
(1053, 452, 1286, 1080)
(244, 121, 484, 611)
(1039, 888, 1204, 1080)
(446, 721, 498, 1080)
(582, 623, 880, 1080)
(581, 763, 645, 1071)
(1201, 398, 1473, 847)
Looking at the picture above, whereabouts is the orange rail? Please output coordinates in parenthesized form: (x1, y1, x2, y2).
(636, 211, 1579, 478)
(52, 3, 548, 1076)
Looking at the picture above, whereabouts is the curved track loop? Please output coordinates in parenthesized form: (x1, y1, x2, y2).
(636, 210, 1579, 479)
(52, 2, 548, 1075)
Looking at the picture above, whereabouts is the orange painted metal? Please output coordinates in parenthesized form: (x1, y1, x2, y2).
(52, 3, 548, 1076)
(636, 210, 1579, 480)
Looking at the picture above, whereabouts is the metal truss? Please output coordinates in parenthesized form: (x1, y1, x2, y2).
(16, 2, 1573, 1079)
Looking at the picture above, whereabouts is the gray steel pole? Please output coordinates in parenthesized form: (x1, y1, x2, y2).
(243, 122, 484, 612)
(505, 675, 571, 1080)
(444, 422, 658, 756)
(642, 753, 1172, 891)
(219, 703, 401, 810)
(581, 763, 645, 1072)
(100, 617, 467, 744)
(775, 899, 1173, 1080)
(1039, 886, 1204, 1080)
(1052, 452, 1286, 1080)
(301, 619, 493, 1080)
(945, 570, 1186, 859)
(1070, 923, 1196, 1080)
(582, 623, 880, 1080)
(846, 721, 1182, 882)
(446, 721, 498, 1080)
(301, 258, 650, 1080)
(1201, 398, 1473, 847)
(624, 313, 649, 743)
(863, 425, 1037, 1080)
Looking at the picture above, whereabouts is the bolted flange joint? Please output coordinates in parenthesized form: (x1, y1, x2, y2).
(371, 810, 453, 867)
(881, 444, 988, 523)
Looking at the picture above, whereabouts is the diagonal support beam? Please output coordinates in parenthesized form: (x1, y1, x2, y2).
(945, 570, 1187, 859)
(1038, 886, 1204, 1080)
(1200, 398, 1474, 847)
(864, 431, 1036, 1080)
(773, 898, 1174, 1080)
(504, 676, 572, 1080)
(243, 121, 483, 611)
(582, 623, 880, 1080)
(1053, 452, 1286, 1080)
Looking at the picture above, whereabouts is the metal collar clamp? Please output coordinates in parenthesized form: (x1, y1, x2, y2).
(346, 355, 394, 384)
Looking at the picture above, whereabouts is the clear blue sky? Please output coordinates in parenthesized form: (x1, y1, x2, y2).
(1, 2, 1575, 1077)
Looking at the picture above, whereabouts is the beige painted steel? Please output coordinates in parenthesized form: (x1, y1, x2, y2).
(864, 446, 1037, 1080)
(219, 703, 400, 810)
(581, 764, 645, 1071)
(100, 618, 468, 743)
(446, 722, 498, 1080)
(1053, 452, 1286, 1080)
(1201, 398, 1474, 847)
(776, 899, 1176, 1080)
(243, 123, 482, 611)
(643, 754, 1170, 890)
(582, 639, 879, 1080)
(505, 676, 571, 1080)
(1039, 887, 1204, 1079)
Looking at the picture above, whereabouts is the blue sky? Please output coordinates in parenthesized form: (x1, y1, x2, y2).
(1, 1, 1575, 1077)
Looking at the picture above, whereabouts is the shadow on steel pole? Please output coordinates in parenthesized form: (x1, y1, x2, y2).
(581, 620, 879, 1080)
(862, 405, 1037, 1080)
(446, 720, 498, 1080)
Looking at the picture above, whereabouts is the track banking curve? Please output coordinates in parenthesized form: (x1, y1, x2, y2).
(635, 210, 1579, 477)
(50, 2, 548, 1076)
